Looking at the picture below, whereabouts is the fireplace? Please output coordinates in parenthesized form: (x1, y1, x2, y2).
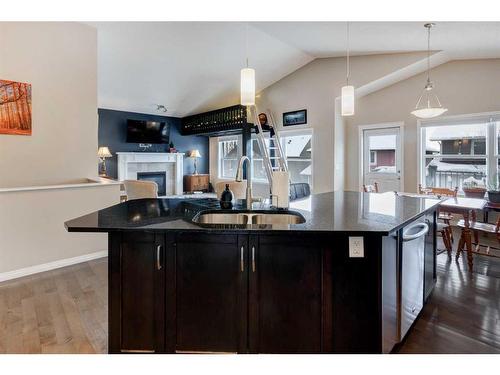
(137, 172, 166, 196)
(116, 153, 183, 196)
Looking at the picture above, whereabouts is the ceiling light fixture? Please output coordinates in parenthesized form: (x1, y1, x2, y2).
(411, 23, 447, 119)
(156, 104, 167, 112)
(241, 23, 255, 106)
(341, 22, 355, 117)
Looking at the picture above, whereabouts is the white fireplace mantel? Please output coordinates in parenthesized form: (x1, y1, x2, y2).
(116, 152, 184, 196)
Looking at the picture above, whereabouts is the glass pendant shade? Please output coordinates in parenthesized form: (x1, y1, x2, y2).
(411, 23, 447, 119)
(240, 68, 255, 106)
(411, 84, 448, 119)
(341, 85, 355, 116)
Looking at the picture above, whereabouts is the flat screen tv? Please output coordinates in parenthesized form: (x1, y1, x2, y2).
(126, 120, 170, 144)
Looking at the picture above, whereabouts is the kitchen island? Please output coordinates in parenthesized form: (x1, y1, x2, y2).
(65, 191, 440, 354)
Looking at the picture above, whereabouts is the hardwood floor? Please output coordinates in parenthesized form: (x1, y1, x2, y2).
(1, 233, 499, 354)
(398, 228, 500, 353)
(0, 258, 108, 353)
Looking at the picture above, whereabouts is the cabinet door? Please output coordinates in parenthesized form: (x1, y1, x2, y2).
(424, 211, 437, 301)
(109, 232, 166, 353)
(248, 235, 327, 353)
(175, 233, 247, 353)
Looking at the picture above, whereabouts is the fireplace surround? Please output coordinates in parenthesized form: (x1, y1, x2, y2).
(116, 152, 183, 196)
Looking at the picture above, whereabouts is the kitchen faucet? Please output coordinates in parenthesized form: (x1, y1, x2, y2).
(235, 155, 258, 210)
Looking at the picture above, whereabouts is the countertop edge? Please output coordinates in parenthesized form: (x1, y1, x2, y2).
(64, 192, 441, 235)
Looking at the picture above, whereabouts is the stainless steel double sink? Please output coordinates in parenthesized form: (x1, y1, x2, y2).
(192, 210, 306, 226)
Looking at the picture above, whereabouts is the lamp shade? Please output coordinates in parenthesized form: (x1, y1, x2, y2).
(97, 146, 112, 158)
(411, 86, 448, 119)
(187, 149, 201, 158)
(341, 85, 355, 116)
(240, 67, 255, 106)
(411, 107, 448, 119)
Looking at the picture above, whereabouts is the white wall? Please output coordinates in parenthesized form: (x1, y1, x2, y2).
(0, 23, 120, 281)
(0, 22, 98, 188)
(0, 183, 120, 277)
(255, 52, 429, 193)
(346, 59, 500, 192)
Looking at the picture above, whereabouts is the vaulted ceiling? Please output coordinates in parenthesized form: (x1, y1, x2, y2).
(92, 22, 500, 117)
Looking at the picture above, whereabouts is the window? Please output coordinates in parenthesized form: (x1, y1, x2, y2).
(251, 134, 270, 182)
(218, 135, 241, 179)
(367, 134, 396, 173)
(420, 115, 500, 192)
(281, 130, 312, 186)
(218, 130, 313, 187)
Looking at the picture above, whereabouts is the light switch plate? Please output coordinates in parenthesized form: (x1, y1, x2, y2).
(349, 236, 364, 258)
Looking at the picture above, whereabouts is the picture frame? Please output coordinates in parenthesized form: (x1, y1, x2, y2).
(0, 79, 32, 136)
(283, 109, 307, 127)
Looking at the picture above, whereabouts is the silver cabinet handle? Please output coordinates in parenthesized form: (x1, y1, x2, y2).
(156, 245, 162, 270)
(240, 246, 244, 272)
(252, 246, 256, 273)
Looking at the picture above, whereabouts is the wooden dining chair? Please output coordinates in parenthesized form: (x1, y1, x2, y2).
(456, 216, 500, 270)
(363, 182, 379, 193)
(418, 184, 458, 198)
(418, 184, 458, 257)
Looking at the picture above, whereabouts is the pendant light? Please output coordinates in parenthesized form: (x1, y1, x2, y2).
(241, 23, 255, 106)
(341, 22, 355, 117)
(411, 23, 447, 119)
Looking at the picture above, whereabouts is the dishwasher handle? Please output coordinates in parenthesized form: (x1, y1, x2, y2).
(402, 223, 429, 242)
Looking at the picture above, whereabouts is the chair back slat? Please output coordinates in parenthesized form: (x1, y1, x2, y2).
(495, 216, 500, 233)
(418, 184, 458, 197)
(363, 182, 379, 193)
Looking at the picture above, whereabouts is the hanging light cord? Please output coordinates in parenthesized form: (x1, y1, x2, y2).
(245, 23, 249, 68)
(346, 22, 350, 85)
(426, 24, 431, 84)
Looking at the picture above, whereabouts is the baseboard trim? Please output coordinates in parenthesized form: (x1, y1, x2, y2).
(0, 250, 108, 283)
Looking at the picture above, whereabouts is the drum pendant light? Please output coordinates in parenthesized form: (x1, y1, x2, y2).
(341, 22, 355, 116)
(411, 23, 448, 119)
(241, 23, 255, 106)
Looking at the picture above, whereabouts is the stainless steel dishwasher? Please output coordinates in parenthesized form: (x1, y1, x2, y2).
(400, 217, 428, 340)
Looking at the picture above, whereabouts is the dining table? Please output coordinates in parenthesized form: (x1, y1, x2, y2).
(392, 192, 491, 271)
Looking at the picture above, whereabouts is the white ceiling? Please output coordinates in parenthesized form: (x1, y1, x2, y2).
(253, 22, 500, 59)
(95, 22, 312, 117)
(93, 22, 500, 117)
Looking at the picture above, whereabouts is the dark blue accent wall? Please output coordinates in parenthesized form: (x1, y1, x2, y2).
(98, 108, 209, 178)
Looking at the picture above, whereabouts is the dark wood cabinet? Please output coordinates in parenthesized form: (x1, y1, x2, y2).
(424, 211, 437, 301)
(184, 174, 210, 192)
(108, 232, 166, 353)
(175, 233, 247, 353)
(330, 234, 383, 353)
(107, 217, 436, 354)
(248, 235, 329, 353)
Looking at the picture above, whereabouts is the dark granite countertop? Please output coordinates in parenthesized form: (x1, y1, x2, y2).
(65, 191, 440, 235)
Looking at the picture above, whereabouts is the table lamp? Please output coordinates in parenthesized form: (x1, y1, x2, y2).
(97, 146, 112, 176)
(187, 149, 201, 175)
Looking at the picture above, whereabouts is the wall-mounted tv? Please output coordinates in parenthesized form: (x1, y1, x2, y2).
(126, 120, 170, 144)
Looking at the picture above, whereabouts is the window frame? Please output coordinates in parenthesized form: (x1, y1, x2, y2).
(250, 133, 271, 183)
(217, 134, 242, 180)
(417, 112, 500, 192)
(279, 128, 313, 188)
(217, 129, 314, 187)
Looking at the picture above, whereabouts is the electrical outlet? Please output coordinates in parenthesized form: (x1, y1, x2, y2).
(349, 237, 364, 258)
